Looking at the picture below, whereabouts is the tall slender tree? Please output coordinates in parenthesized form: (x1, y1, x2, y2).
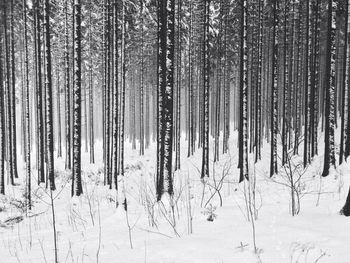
(72, 0, 82, 196)
(88, 0, 95, 164)
(44, 0, 55, 190)
(0, 25, 5, 194)
(239, 0, 248, 182)
(270, 0, 278, 177)
(156, 0, 175, 199)
(112, 0, 118, 192)
(10, 0, 17, 180)
(35, 0, 45, 183)
(322, 0, 336, 177)
(23, 0, 31, 209)
(201, 0, 210, 179)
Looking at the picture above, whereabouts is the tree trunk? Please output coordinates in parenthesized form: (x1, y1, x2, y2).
(322, 0, 336, 177)
(72, 0, 82, 196)
(44, 0, 55, 190)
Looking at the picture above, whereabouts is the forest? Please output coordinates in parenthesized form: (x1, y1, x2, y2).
(0, 0, 350, 262)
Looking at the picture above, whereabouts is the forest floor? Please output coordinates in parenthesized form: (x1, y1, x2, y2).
(0, 133, 349, 263)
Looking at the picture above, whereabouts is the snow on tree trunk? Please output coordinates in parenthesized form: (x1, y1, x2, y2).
(35, 0, 45, 183)
(270, 0, 278, 177)
(112, 0, 118, 191)
(72, 0, 82, 196)
(201, 0, 210, 180)
(322, 0, 336, 177)
(0, 28, 5, 194)
(10, 0, 17, 180)
(44, 0, 55, 190)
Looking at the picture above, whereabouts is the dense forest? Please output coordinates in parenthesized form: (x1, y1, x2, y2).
(1, 0, 350, 262)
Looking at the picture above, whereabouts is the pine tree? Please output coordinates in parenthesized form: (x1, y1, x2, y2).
(56, 64, 62, 158)
(270, 0, 278, 177)
(303, 0, 310, 167)
(156, 0, 175, 199)
(23, 0, 31, 209)
(119, 0, 126, 176)
(140, 0, 145, 156)
(112, 0, 118, 191)
(174, 0, 181, 170)
(88, 0, 95, 164)
(0, 25, 5, 195)
(3, 2, 14, 185)
(322, 0, 336, 177)
(255, 0, 263, 162)
(64, 0, 71, 170)
(201, 0, 210, 180)
(35, 0, 45, 183)
(9, 0, 17, 180)
(187, 0, 194, 157)
(72, 0, 82, 196)
(239, 0, 248, 182)
(44, 0, 55, 190)
(163, 0, 175, 193)
(339, 0, 348, 164)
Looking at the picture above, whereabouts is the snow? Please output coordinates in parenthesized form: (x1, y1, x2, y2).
(0, 132, 350, 263)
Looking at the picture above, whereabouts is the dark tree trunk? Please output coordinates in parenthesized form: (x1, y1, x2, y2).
(119, 0, 126, 176)
(341, 187, 350, 216)
(3, 2, 14, 185)
(10, 0, 17, 180)
(112, 0, 118, 191)
(201, 0, 210, 179)
(322, 0, 336, 177)
(340, 0, 348, 164)
(270, 0, 278, 177)
(23, 0, 31, 210)
(44, 0, 55, 190)
(56, 64, 62, 158)
(35, 0, 45, 183)
(0, 27, 5, 194)
(88, 0, 95, 164)
(72, 0, 82, 196)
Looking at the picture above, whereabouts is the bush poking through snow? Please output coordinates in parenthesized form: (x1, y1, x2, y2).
(202, 204, 217, 222)
(0, 215, 23, 228)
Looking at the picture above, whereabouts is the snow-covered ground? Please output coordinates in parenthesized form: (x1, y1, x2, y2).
(0, 133, 349, 263)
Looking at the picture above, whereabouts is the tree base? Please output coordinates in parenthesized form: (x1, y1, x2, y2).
(340, 207, 350, 217)
(340, 187, 350, 217)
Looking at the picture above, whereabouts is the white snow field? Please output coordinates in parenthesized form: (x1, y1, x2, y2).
(0, 134, 349, 263)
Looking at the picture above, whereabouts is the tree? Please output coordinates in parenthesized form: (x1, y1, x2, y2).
(88, 0, 95, 164)
(303, 0, 310, 167)
(44, 0, 56, 190)
(270, 0, 278, 177)
(187, 0, 194, 157)
(64, 0, 71, 170)
(119, 0, 126, 176)
(56, 63, 62, 158)
(339, 0, 348, 164)
(340, 187, 350, 216)
(174, 0, 181, 170)
(322, 0, 336, 177)
(0, 24, 5, 195)
(3, 2, 14, 185)
(35, 0, 45, 183)
(9, 0, 17, 180)
(72, 0, 82, 196)
(239, 0, 248, 182)
(140, 0, 145, 156)
(112, 0, 118, 191)
(23, 0, 31, 209)
(201, 0, 210, 180)
(156, 0, 175, 200)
